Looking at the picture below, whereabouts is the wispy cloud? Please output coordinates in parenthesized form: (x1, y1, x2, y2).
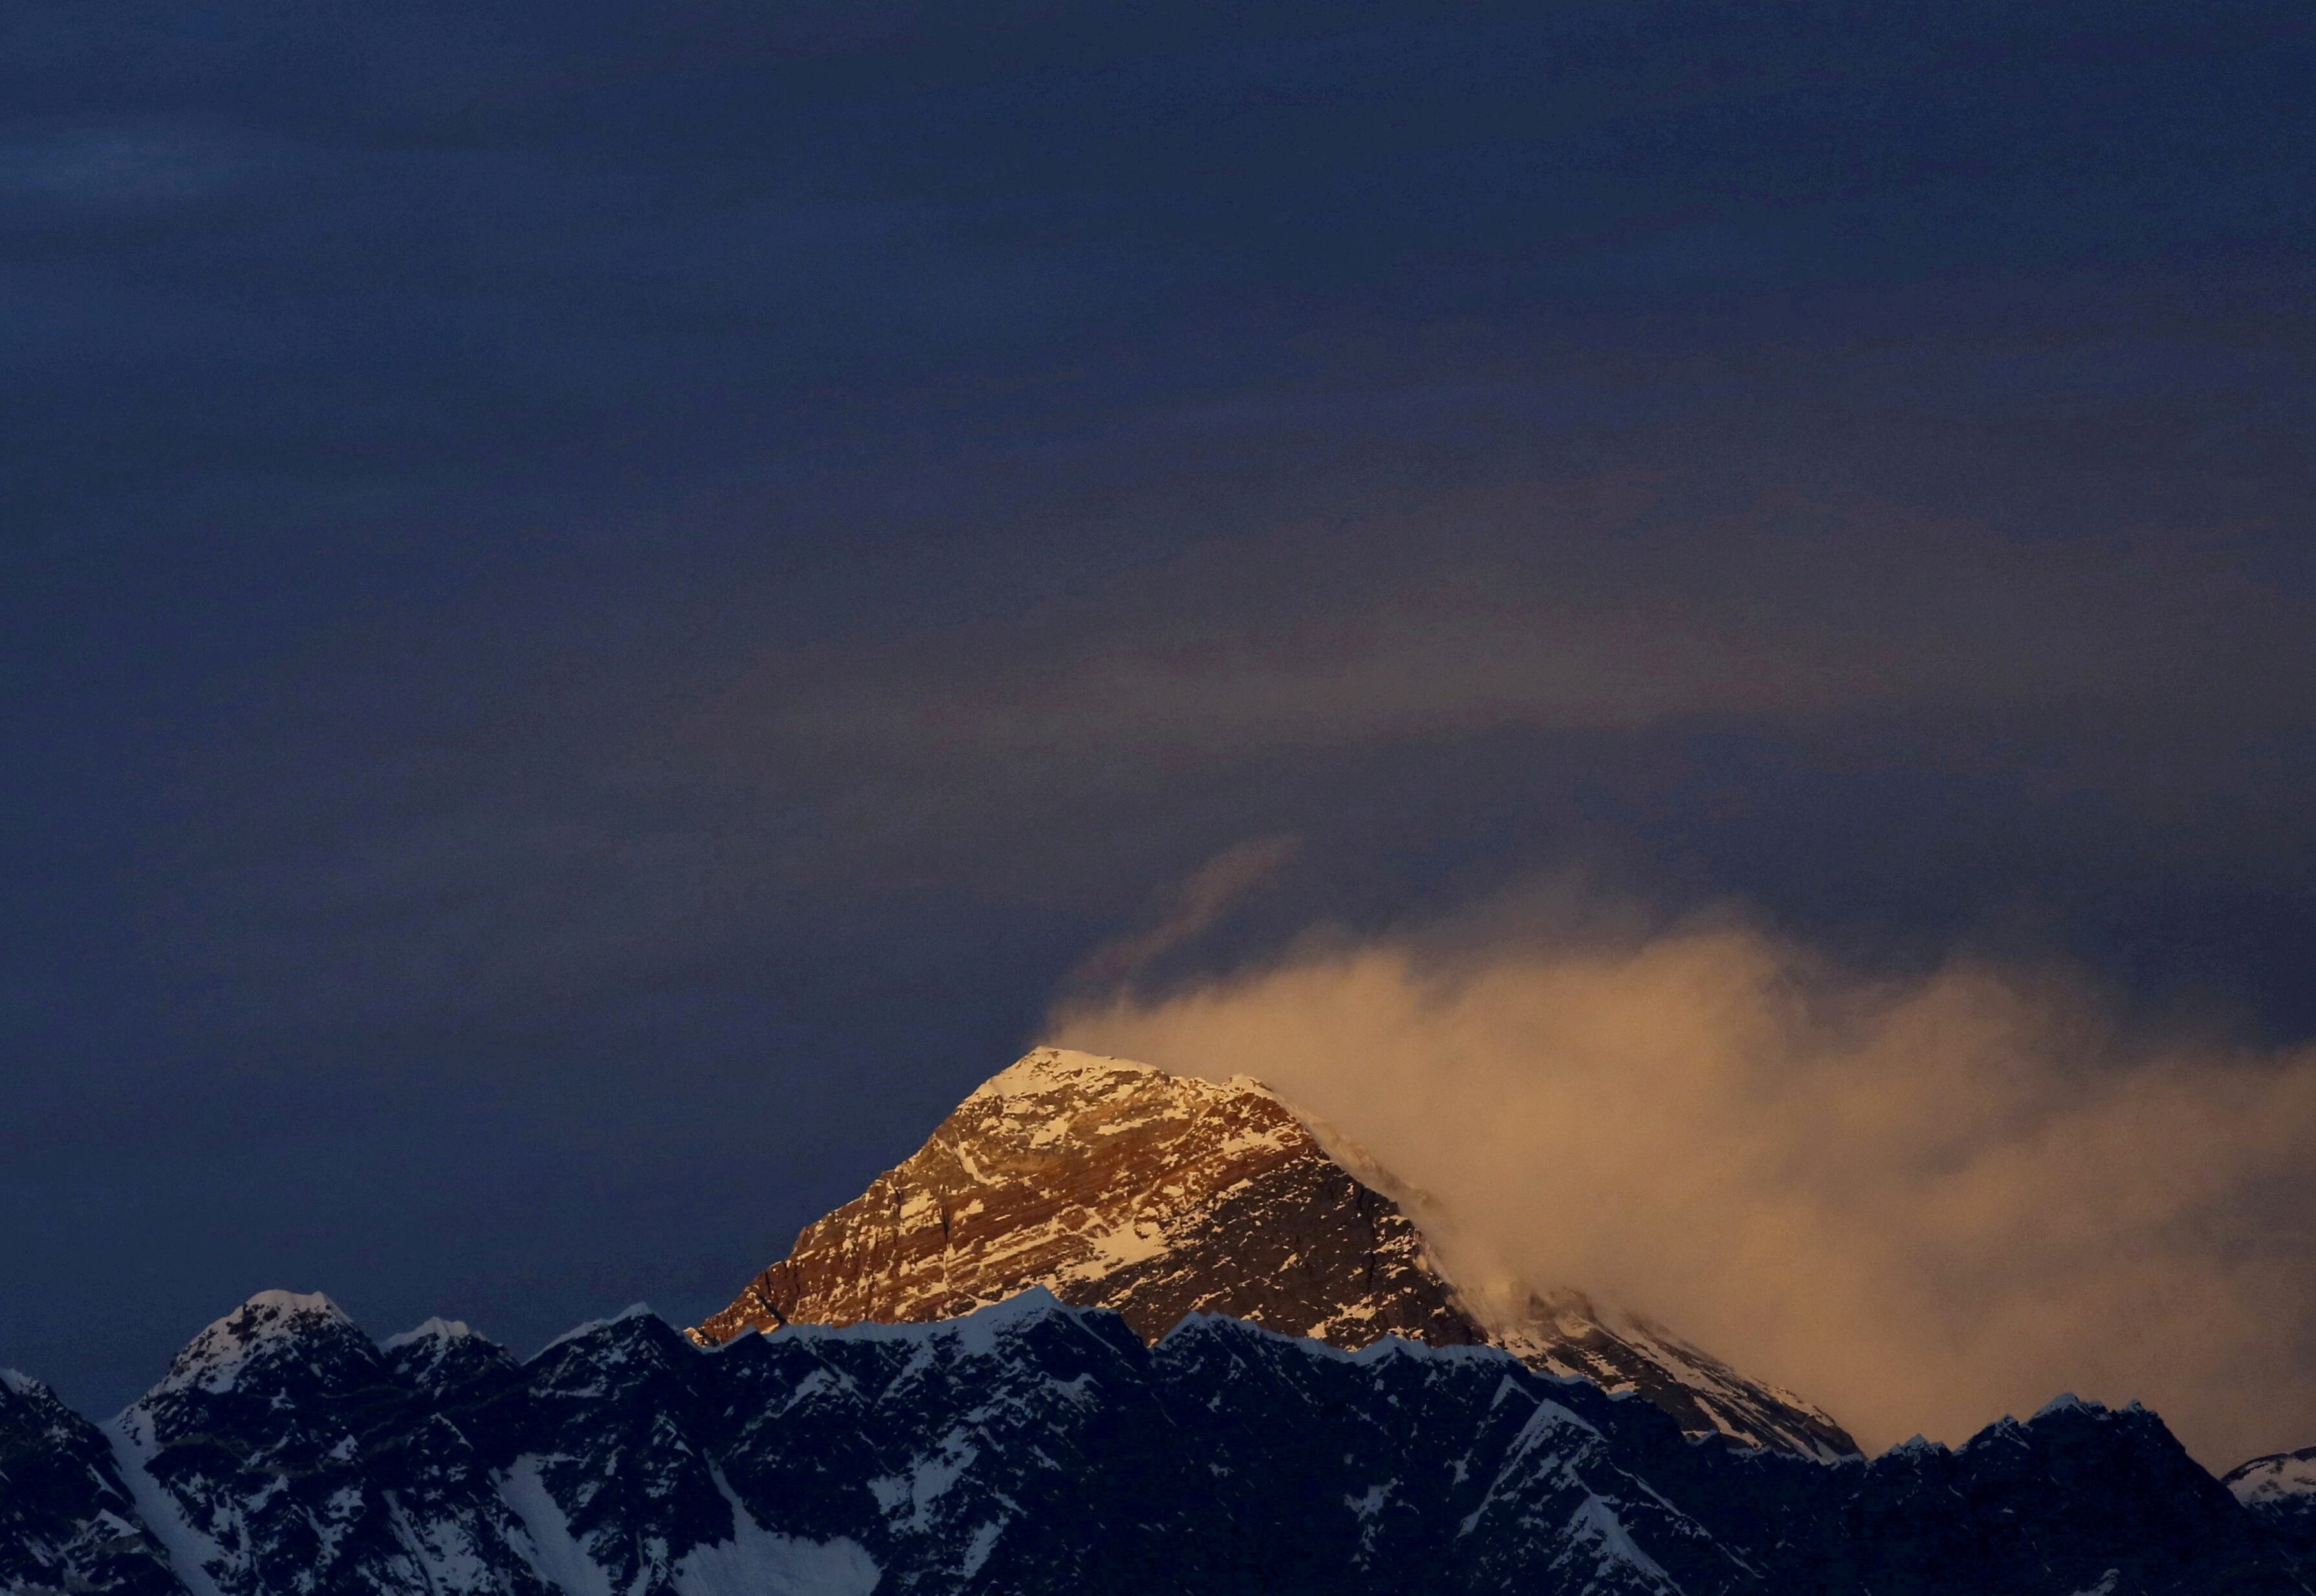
(1064, 835, 1303, 990)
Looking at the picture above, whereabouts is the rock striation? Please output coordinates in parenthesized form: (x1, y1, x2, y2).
(692, 1047, 1857, 1458)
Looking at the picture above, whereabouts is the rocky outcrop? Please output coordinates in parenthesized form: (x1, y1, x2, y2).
(692, 1047, 1856, 1458)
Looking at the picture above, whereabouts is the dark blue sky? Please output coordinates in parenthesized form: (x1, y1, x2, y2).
(5, 0, 2313, 1415)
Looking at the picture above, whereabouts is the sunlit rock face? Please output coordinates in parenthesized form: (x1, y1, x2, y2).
(692, 1048, 1475, 1354)
(692, 1047, 1857, 1459)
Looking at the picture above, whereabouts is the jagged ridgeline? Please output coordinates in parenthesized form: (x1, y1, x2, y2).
(3, 1049, 2313, 1596)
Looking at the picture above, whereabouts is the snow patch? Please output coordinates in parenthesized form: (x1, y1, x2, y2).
(2229, 1447, 2316, 1506)
(100, 1419, 231, 1596)
(674, 1466, 880, 1596)
(384, 1492, 500, 1596)
(869, 1436, 978, 1531)
(954, 1521, 1002, 1583)
(499, 1457, 613, 1596)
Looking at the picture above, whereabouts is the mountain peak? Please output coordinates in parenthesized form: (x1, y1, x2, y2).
(378, 1315, 475, 1351)
(692, 1046, 1857, 1459)
(968, 1045, 1157, 1098)
(967, 1046, 1279, 1111)
(691, 1045, 1469, 1351)
(243, 1287, 345, 1315)
(378, 1315, 518, 1398)
(539, 1302, 661, 1353)
(144, 1290, 357, 1399)
(2032, 1392, 2095, 1419)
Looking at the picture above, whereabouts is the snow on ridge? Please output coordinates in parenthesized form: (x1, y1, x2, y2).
(2227, 1446, 2316, 1505)
(968, 1047, 1160, 1101)
(1564, 1492, 1677, 1592)
(0, 1366, 41, 1396)
(1155, 1306, 1519, 1371)
(2031, 1392, 2101, 1420)
(1477, 1289, 1858, 1462)
(184, 1287, 355, 1342)
(769, 1285, 1098, 1356)
(930, 1284, 1075, 1354)
(138, 1289, 361, 1399)
(536, 1303, 659, 1355)
(382, 1316, 477, 1351)
(239, 1287, 349, 1317)
(768, 1289, 1533, 1375)
(968, 1045, 1285, 1110)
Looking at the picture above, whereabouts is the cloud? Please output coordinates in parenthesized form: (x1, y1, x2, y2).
(1062, 835, 1303, 991)
(767, 589, 1866, 763)
(1050, 901, 2316, 1469)
(732, 452, 2313, 800)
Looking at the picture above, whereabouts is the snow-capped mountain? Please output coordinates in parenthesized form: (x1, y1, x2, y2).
(691, 1047, 1855, 1458)
(5, 1045, 2312, 1595)
(107, 1290, 556, 1596)
(3, 1288, 2309, 1596)
(2229, 1444, 2316, 1559)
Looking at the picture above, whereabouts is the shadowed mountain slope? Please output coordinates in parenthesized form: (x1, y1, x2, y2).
(4, 1288, 2309, 1596)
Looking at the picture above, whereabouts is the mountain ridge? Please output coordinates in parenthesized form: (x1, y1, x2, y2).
(3, 1286, 2309, 1596)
